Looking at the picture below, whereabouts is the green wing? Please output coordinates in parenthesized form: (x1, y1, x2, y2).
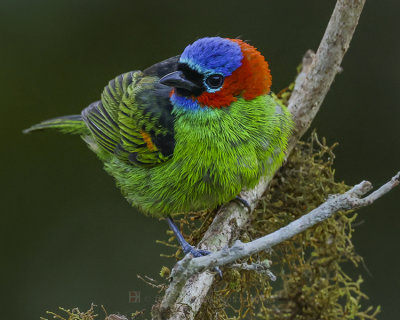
(82, 56, 178, 167)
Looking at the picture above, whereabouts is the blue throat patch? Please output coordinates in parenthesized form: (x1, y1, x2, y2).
(170, 94, 203, 112)
(180, 37, 243, 77)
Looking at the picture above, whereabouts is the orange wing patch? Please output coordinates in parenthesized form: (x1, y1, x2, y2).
(140, 130, 158, 152)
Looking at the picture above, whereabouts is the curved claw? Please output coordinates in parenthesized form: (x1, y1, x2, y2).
(234, 196, 252, 211)
(183, 245, 208, 257)
(196, 249, 211, 256)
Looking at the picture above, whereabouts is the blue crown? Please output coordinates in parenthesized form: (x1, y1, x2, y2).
(180, 37, 243, 76)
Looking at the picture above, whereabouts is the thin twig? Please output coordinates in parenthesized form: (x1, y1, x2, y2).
(229, 261, 276, 281)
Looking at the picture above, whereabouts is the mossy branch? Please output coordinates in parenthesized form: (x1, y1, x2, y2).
(154, 0, 367, 319)
(162, 172, 400, 307)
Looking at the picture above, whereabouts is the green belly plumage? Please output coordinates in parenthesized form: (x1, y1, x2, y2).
(104, 95, 292, 216)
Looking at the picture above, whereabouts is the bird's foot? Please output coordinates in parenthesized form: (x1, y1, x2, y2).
(234, 196, 252, 212)
(167, 216, 222, 278)
(182, 243, 210, 257)
(181, 241, 223, 278)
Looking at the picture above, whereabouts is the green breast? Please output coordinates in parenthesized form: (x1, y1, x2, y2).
(104, 95, 293, 217)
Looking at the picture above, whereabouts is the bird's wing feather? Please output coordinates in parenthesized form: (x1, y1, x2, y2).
(82, 56, 179, 167)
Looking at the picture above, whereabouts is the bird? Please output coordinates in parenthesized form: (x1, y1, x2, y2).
(24, 37, 293, 263)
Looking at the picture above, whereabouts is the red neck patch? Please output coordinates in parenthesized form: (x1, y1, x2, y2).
(196, 39, 272, 108)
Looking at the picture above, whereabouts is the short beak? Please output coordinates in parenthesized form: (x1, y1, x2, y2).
(159, 71, 200, 92)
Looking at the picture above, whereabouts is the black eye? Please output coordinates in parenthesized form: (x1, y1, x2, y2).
(205, 74, 224, 89)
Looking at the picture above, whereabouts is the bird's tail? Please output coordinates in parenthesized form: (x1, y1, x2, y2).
(23, 115, 88, 135)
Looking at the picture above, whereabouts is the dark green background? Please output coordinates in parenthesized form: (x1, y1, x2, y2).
(1, 0, 399, 319)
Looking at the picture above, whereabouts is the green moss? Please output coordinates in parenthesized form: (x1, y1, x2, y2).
(159, 266, 171, 279)
(40, 305, 136, 320)
(40, 304, 99, 320)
